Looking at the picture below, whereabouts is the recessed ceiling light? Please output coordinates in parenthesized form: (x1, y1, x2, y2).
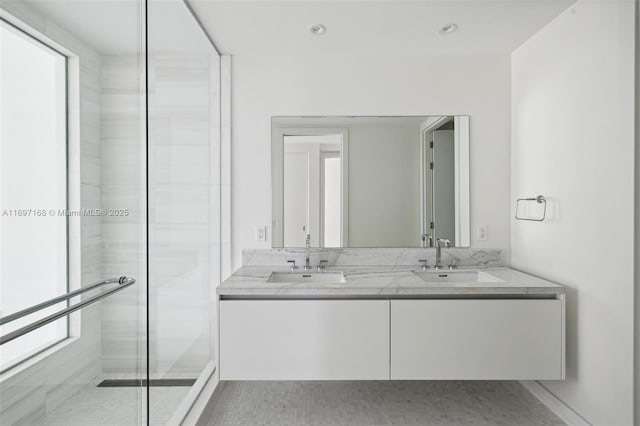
(439, 23, 458, 34)
(310, 24, 327, 35)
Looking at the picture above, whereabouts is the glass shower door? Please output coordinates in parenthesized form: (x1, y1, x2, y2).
(0, 0, 220, 422)
(0, 0, 148, 424)
(147, 0, 221, 423)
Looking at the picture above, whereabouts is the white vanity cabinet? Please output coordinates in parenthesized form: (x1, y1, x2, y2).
(219, 300, 390, 380)
(219, 295, 565, 381)
(390, 299, 564, 380)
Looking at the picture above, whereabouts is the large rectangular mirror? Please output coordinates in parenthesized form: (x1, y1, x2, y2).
(272, 116, 470, 248)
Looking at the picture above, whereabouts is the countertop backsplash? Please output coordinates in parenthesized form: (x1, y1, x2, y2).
(242, 248, 501, 268)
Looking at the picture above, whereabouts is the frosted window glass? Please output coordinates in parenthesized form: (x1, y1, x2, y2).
(0, 22, 68, 371)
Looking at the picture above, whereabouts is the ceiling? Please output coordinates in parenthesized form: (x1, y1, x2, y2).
(9, 0, 213, 55)
(8, 0, 575, 56)
(189, 0, 576, 55)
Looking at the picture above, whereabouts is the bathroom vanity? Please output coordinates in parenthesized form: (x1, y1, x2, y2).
(217, 249, 565, 382)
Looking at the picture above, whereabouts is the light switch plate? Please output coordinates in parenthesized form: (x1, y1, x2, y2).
(255, 226, 267, 241)
(477, 225, 488, 241)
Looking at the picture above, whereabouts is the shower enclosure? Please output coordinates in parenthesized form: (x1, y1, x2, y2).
(0, 0, 225, 423)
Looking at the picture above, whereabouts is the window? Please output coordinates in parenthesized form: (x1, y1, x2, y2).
(0, 20, 68, 371)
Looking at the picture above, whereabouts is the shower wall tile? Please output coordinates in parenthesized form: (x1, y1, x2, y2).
(153, 164, 211, 185)
(99, 53, 146, 353)
(100, 53, 222, 378)
(80, 156, 101, 189)
(0, 361, 47, 425)
(148, 53, 218, 378)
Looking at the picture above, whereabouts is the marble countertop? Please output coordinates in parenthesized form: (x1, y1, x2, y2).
(217, 266, 565, 297)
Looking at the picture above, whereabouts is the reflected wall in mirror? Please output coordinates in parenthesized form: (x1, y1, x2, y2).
(272, 116, 470, 248)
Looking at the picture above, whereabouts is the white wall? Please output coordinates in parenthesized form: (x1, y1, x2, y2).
(347, 124, 421, 247)
(231, 54, 511, 268)
(511, 1, 636, 424)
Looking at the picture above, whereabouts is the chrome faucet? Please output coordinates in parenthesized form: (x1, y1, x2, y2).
(304, 234, 312, 270)
(287, 260, 297, 271)
(418, 259, 430, 271)
(434, 237, 451, 270)
(317, 260, 328, 271)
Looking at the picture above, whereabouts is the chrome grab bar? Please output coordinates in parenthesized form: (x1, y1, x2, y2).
(0, 277, 131, 326)
(0, 276, 136, 346)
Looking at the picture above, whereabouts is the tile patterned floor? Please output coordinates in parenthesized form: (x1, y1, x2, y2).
(203, 381, 565, 426)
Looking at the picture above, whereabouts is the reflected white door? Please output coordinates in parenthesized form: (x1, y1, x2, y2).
(433, 130, 455, 243)
(283, 151, 310, 247)
(282, 134, 341, 247)
(321, 153, 341, 247)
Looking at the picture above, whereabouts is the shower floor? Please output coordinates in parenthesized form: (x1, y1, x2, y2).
(33, 377, 191, 426)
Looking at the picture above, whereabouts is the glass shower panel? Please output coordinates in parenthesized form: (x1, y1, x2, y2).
(0, 1, 147, 424)
(147, 0, 220, 422)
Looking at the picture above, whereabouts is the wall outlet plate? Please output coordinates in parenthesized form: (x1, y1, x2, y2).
(477, 225, 488, 241)
(255, 226, 267, 241)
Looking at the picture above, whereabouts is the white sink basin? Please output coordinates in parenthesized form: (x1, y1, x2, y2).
(413, 270, 503, 283)
(267, 272, 346, 284)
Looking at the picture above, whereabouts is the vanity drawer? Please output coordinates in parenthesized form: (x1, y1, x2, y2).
(390, 299, 564, 380)
(220, 300, 390, 380)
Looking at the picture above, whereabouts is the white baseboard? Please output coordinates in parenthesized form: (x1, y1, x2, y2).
(520, 380, 590, 426)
